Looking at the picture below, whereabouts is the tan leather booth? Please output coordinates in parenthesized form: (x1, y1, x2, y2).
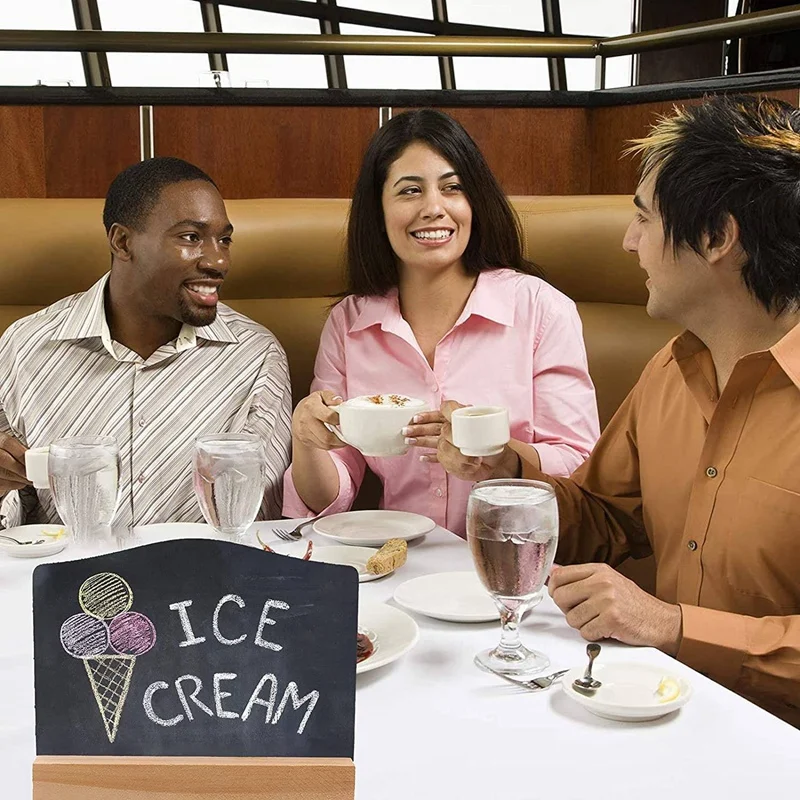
(0, 195, 679, 430)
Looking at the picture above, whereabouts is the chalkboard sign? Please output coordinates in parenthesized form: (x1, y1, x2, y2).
(33, 539, 358, 758)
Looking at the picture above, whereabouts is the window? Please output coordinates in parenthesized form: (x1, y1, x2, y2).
(454, 58, 550, 90)
(220, 7, 327, 88)
(340, 24, 441, 90)
(0, 0, 84, 86)
(446, 0, 544, 29)
(560, 0, 633, 89)
(338, 0, 432, 16)
(97, 0, 209, 87)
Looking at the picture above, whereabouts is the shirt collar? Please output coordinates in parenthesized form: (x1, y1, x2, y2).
(348, 269, 516, 334)
(52, 273, 238, 358)
(667, 324, 800, 392)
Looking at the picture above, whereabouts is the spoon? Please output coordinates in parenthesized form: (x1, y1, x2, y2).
(572, 643, 602, 695)
(0, 534, 46, 545)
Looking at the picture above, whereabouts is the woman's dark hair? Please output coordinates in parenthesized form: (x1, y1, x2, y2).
(346, 109, 541, 296)
(627, 94, 800, 315)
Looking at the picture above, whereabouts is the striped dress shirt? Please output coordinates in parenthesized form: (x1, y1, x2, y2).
(0, 274, 292, 530)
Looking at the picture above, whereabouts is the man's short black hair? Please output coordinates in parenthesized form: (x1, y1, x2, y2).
(627, 95, 800, 315)
(102, 157, 218, 234)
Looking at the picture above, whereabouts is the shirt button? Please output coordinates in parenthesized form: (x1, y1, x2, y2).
(138, 418, 146, 428)
(687, 540, 698, 551)
(137, 473, 146, 484)
(435, 488, 443, 497)
(705, 466, 718, 478)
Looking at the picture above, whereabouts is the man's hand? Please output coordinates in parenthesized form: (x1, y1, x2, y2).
(548, 563, 682, 656)
(433, 400, 520, 482)
(0, 432, 31, 496)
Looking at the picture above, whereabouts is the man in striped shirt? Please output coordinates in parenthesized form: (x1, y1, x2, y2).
(0, 157, 292, 530)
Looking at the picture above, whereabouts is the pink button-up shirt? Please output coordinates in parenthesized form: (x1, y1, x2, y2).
(284, 268, 600, 536)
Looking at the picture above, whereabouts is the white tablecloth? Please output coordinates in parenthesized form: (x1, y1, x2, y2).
(2, 521, 799, 799)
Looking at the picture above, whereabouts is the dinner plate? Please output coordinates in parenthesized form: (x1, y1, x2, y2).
(561, 662, 692, 721)
(0, 524, 68, 558)
(313, 510, 435, 546)
(357, 602, 419, 674)
(258, 540, 395, 583)
(393, 571, 500, 622)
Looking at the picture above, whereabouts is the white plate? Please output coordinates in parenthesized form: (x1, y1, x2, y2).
(561, 662, 692, 721)
(357, 602, 419, 674)
(133, 522, 219, 541)
(313, 510, 435, 546)
(393, 571, 500, 623)
(257, 540, 394, 583)
(0, 524, 68, 558)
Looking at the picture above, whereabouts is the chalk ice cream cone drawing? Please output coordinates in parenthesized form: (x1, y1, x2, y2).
(60, 572, 156, 743)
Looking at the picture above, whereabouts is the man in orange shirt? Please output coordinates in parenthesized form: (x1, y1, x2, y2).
(438, 95, 800, 726)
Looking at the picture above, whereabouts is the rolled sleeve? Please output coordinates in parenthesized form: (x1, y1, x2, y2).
(282, 452, 360, 518)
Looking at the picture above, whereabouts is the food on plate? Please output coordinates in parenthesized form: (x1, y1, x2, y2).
(366, 538, 407, 575)
(655, 676, 681, 703)
(42, 528, 66, 540)
(356, 631, 374, 663)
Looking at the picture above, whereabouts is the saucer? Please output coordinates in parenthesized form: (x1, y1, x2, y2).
(313, 510, 435, 546)
(259, 540, 395, 583)
(561, 662, 692, 721)
(393, 571, 500, 622)
(0, 524, 68, 558)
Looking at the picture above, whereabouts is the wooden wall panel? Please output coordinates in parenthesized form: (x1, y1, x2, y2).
(589, 88, 800, 194)
(0, 107, 46, 197)
(153, 106, 378, 198)
(43, 106, 140, 197)
(400, 107, 591, 195)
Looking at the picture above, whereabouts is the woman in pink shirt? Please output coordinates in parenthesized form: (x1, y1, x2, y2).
(284, 110, 599, 537)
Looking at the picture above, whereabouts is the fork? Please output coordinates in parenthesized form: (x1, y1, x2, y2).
(485, 667, 570, 692)
(271, 515, 323, 542)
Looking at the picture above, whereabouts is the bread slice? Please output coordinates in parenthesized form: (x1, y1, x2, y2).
(366, 538, 408, 575)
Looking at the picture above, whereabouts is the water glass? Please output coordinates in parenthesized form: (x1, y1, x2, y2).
(193, 433, 266, 539)
(48, 435, 120, 547)
(467, 478, 559, 676)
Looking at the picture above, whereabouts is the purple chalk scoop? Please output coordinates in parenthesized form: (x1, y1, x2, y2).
(108, 611, 156, 656)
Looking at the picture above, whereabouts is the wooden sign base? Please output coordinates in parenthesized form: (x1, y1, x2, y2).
(33, 755, 355, 800)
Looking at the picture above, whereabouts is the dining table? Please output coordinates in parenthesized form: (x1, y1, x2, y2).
(2, 518, 799, 799)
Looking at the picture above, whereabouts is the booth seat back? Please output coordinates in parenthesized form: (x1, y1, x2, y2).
(0, 196, 679, 429)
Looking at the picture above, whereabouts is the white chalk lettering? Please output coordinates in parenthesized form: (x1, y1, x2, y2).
(169, 600, 206, 647)
(212, 594, 247, 646)
(241, 673, 278, 723)
(254, 599, 290, 651)
(213, 673, 240, 719)
(143, 681, 184, 727)
(272, 682, 319, 735)
(175, 674, 214, 721)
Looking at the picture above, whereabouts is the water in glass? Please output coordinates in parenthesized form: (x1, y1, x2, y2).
(193, 434, 266, 539)
(467, 479, 559, 675)
(48, 436, 120, 547)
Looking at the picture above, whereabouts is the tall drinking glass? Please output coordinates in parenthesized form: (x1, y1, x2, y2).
(48, 435, 120, 547)
(467, 478, 559, 675)
(193, 433, 266, 539)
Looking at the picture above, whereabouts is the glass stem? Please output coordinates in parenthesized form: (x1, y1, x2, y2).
(496, 602, 524, 657)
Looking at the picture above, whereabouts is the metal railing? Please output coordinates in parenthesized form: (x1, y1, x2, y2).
(1, 3, 799, 90)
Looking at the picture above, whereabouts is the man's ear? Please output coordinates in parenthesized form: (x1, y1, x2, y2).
(108, 223, 134, 262)
(703, 213, 742, 266)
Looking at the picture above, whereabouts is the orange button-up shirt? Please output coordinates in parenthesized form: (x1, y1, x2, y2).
(523, 326, 800, 727)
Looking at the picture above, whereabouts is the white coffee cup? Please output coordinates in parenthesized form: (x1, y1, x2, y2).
(328, 394, 428, 457)
(451, 406, 510, 457)
(25, 446, 50, 489)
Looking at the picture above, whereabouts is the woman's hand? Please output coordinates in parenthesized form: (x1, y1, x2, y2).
(402, 409, 447, 452)
(435, 400, 521, 482)
(291, 390, 348, 451)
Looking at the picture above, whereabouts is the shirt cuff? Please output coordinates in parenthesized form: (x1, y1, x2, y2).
(531, 443, 570, 477)
(282, 457, 356, 518)
(676, 603, 748, 688)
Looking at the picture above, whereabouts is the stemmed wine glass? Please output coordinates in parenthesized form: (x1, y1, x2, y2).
(467, 478, 559, 676)
(193, 433, 267, 539)
(48, 435, 120, 547)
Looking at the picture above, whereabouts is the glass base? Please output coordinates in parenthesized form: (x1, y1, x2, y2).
(474, 646, 550, 677)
